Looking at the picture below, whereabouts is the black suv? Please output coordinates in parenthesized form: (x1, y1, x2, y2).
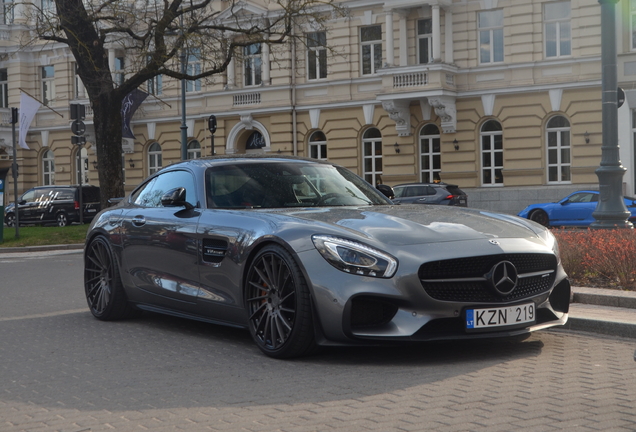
(391, 182, 468, 207)
(4, 185, 101, 227)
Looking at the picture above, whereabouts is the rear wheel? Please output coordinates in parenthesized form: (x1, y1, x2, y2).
(5, 213, 15, 227)
(84, 236, 137, 320)
(529, 209, 549, 227)
(56, 212, 68, 227)
(245, 244, 316, 359)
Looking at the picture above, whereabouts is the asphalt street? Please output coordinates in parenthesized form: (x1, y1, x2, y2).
(1, 250, 635, 432)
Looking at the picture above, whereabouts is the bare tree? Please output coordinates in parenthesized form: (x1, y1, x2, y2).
(30, 0, 345, 206)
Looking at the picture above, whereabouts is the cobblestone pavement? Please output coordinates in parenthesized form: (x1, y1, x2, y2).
(1, 251, 636, 432)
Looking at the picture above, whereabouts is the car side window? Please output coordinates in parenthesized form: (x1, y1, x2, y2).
(21, 190, 36, 202)
(134, 170, 197, 208)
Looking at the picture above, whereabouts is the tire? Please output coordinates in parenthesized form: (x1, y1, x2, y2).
(529, 209, 549, 227)
(245, 244, 316, 359)
(56, 212, 68, 227)
(5, 213, 15, 227)
(84, 235, 137, 320)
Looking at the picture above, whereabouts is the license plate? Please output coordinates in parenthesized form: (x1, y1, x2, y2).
(466, 303, 535, 330)
(87, 209, 96, 212)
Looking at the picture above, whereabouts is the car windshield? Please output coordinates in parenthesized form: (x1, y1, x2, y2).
(205, 161, 389, 209)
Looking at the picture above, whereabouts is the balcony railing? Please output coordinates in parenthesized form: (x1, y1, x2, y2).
(393, 72, 427, 88)
(233, 92, 261, 106)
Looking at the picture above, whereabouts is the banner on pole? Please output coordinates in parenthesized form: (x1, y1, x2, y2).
(122, 89, 148, 139)
(18, 92, 41, 150)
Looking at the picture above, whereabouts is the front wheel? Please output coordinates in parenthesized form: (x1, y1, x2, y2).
(529, 209, 549, 227)
(56, 212, 68, 227)
(245, 244, 316, 359)
(84, 236, 137, 320)
(5, 213, 15, 227)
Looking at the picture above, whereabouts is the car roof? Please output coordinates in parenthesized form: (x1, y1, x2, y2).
(394, 182, 459, 188)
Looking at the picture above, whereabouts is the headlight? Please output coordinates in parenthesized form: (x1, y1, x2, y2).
(312, 235, 398, 278)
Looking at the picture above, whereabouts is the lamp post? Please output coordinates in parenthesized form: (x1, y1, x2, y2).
(180, 50, 188, 161)
(591, 0, 632, 229)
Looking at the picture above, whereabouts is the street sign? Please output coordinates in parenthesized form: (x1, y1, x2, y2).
(71, 120, 86, 135)
(618, 87, 625, 109)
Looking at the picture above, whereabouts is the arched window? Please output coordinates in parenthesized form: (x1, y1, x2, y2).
(481, 119, 503, 185)
(419, 124, 440, 183)
(187, 140, 201, 159)
(42, 149, 55, 185)
(148, 142, 162, 175)
(309, 130, 327, 160)
(546, 115, 571, 183)
(362, 128, 382, 185)
(245, 131, 266, 150)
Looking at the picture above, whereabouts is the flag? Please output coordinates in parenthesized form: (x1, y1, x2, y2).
(121, 89, 148, 139)
(18, 92, 41, 150)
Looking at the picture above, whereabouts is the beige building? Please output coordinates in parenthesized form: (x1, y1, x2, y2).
(1, 0, 635, 214)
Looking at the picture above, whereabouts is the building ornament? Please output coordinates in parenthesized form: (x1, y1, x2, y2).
(381, 100, 411, 136)
(427, 96, 456, 133)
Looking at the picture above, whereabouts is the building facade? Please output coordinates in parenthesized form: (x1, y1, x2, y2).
(1, 0, 635, 214)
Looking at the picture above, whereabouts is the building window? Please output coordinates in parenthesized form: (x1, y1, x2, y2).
(148, 142, 162, 175)
(546, 115, 571, 183)
(545, 2, 571, 58)
(481, 120, 503, 185)
(309, 130, 327, 160)
(244, 43, 262, 86)
(42, 149, 55, 186)
(186, 49, 201, 92)
(307, 32, 327, 80)
(0, 68, 7, 108)
(41, 0, 54, 16)
(187, 140, 201, 159)
(632, 0, 636, 50)
(419, 124, 441, 183)
(3, 0, 13, 24)
(417, 19, 432, 64)
(362, 128, 382, 185)
(114, 56, 125, 86)
(42, 65, 55, 105)
(478, 9, 504, 64)
(360, 25, 382, 75)
(245, 131, 266, 150)
(73, 63, 85, 99)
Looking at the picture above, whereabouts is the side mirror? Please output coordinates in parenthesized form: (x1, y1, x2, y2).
(376, 184, 395, 200)
(19, 200, 27, 205)
(161, 187, 194, 210)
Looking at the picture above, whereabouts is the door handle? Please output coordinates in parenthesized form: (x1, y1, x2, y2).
(132, 216, 146, 226)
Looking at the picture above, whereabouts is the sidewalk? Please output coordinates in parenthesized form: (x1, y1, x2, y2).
(0, 243, 634, 339)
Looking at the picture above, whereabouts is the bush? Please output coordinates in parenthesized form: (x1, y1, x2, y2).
(553, 228, 636, 290)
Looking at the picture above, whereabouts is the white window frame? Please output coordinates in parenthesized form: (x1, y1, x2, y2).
(307, 32, 327, 80)
(362, 128, 383, 185)
(187, 140, 201, 159)
(244, 43, 262, 87)
(481, 120, 504, 186)
(186, 49, 201, 92)
(546, 116, 571, 184)
(631, 0, 636, 50)
(42, 65, 55, 105)
(478, 9, 504, 64)
(544, 1, 571, 58)
(3, 0, 13, 24)
(308, 130, 327, 160)
(419, 124, 441, 183)
(0, 68, 7, 108)
(114, 56, 125, 87)
(417, 19, 432, 65)
(42, 149, 55, 186)
(148, 142, 162, 175)
(360, 25, 382, 76)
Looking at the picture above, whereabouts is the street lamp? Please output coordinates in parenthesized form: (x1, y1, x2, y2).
(591, 0, 632, 229)
(180, 50, 188, 161)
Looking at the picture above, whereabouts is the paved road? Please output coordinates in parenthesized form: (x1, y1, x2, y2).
(1, 251, 635, 432)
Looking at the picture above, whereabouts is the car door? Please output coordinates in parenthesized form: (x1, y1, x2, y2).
(550, 192, 598, 226)
(16, 189, 37, 223)
(120, 169, 202, 307)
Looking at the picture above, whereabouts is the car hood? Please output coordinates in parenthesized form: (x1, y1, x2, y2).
(280, 205, 542, 246)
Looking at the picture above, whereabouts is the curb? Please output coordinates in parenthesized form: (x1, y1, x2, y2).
(0, 243, 84, 253)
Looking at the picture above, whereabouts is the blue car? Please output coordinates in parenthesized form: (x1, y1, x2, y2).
(518, 190, 636, 227)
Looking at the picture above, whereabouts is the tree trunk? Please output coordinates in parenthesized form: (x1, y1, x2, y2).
(91, 92, 125, 209)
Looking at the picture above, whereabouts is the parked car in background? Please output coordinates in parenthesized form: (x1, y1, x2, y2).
(83, 155, 569, 359)
(4, 185, 101, 227)
(517, 190, 636, 227)
(391, 182, 468, 207)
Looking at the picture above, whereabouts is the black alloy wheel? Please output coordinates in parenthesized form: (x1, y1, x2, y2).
(5, 213, 15, 227)
(246, 244, 316, 359)
(84, 236, 136, 320)
(56, 212, 68, 227)
(529, 209, 549, 227)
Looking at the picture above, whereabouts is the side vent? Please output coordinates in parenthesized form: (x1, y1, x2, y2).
(202, 238, 228, 264)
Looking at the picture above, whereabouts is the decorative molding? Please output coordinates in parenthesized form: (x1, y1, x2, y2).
(239, 114, 254, 130)
(147, 122, 156, 140)
(420, 99, 431, 121)
(381, 100, 412, 137)
(427, 96, 457, 133)
(41, 131, 49, 147)
(363, 104, 375, 125)
(481, 94, 496, 116)
(122, 138, 134, 153)
(186, 119, 195, 137)
(549, 89, 563, 112)
(309, 109, 321, 129)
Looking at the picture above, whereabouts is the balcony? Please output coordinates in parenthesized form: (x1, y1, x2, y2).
(375, 63, 457, 95)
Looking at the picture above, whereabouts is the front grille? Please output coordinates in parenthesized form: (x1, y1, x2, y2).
(419, 253, 557, 303)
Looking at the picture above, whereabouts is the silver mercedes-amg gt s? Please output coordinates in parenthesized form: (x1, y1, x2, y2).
(84, 155, 570, 358)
